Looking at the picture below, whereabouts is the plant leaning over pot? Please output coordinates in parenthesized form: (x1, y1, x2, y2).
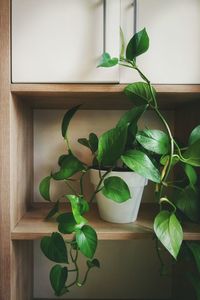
(39, 28, 200, 298)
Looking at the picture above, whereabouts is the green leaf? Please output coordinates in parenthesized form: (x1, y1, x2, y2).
(174, 186, 200, 222)
(121, 149, 160, 183)
(97, 125, 128, 166)
(124, 82, 156, 106)
(183, 139, 200, 166)
(67, 195, 88, 226)
(78, 138, 90, 149)
(50, 265, 68, 296)
(120, 27, 125, 59)
(184, 164, 197, 186)
(98, 52, 118, 68)
(57, 212, 77, 234)
(126, 28, 149, 60)
(58, 154, 68, 167)
(154, 211, 183, 259)
(76, 225, 97, 259)
(46, 200, 60, 219)
(89, 133, 98, 153)
(53, 154, 85, 180)
(62, 105, 80, 139)
(40, 232, 68, 263)
(189, 125, 200, 145)
(160, 154, 179, 167)
(102, 176, 131, 203)
(136, 129, 170, 155)
(39, 176, 51, 201)
(186, 242, 200, 273)
(87, 258, 100, 269)
(117, 105, 147, 128)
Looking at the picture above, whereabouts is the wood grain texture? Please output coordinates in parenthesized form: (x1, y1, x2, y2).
(0, 0, 11, 298)
(10, 95, 33, 228)
(11, 203, 200, 241)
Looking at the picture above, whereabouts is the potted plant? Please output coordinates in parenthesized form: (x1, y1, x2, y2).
(39, 28, 200, 297)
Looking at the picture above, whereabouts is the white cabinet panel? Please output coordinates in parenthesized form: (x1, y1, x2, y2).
(12, 0, 120, 83)
(121, 0, 200, 84)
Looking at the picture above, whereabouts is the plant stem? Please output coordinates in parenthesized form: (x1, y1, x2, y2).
(65, 180, 79, 196)
(89, 169, 111, 203)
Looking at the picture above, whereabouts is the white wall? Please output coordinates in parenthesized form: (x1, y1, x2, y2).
(33, 109, 174, 299)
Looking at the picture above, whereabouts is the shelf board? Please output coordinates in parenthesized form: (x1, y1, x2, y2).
(11, 203, 200, 241)
(10, 84, 200, 109)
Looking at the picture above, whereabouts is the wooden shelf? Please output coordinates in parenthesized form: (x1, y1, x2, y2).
(11, 203, 200, 241)
(10, 84, 200, 109)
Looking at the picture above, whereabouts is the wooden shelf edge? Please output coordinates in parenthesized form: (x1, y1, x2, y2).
(11, 203, 200, 241)
(10, 83, 200, 94)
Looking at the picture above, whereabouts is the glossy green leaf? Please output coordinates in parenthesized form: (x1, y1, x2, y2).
(126, 28, 149, 60)
(58, 154, 68, 167)
(184, 164, 197, 186)
(183, 140, 200, 166)
(124, 82, 155, 106)
(66, 195, 88, 226)
(98, 52, 118, 67)
(62, 105, 80, 139)
(39, 176, 51, 201)
(40, 232, 68, 263)
(117, 105, 147, 128)
(189, 125, 200, 145)
(136, 129, 170, 155)
(57, 212, 77, 234)
(97, 125, 128, 166)
(174, 186, 200, 222)
(50, 265, 68, 296)
(87, 258, 100, 269)
(102, 176, 131, 203)
(89, 133, 98, 153)
(154, 211, 183, 259)
(76, 225, 97, 259)
(46, 200, 60, 219)
(121, 149, 160, 183)
(53, 154, 85, 180)
(186, 242, 200, 273)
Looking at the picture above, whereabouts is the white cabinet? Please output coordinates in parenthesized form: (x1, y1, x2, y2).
(120, 0, 200, 84)
(12, 0, 120, 83)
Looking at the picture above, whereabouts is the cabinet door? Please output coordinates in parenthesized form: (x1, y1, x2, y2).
(12, 0, 120, 83)
(121, 0, 200, 84)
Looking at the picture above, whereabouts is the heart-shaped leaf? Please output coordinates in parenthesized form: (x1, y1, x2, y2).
(76, 225, 97, 259)
(121, 149, 160, 183)
(174, 185, 200, 222)
(102, 176, 131, 203)
(97, 125, 128, 166)
(50, 265, 68, 296)
(136, 129, 170, 155)
(124, 82, 155, 106)
(189, 125, 200, 145)
(41, 232, 68, 263)
(39, 176, 51, 201)
(62, 105, 80, 139)
(154, 211, 183, 259)
(98, 52, 118, 68)
(182, 140, 200, 166)
(184, 164, 197, 186)
(117, 105, 147, 129)
(57, 212, 77, 234)
(66, 195, 88, 226)
(53, 154, 85, 180)
(87, 258, 100, 269)
(126, 28, 149, 60)
(46, 200, 60, 219)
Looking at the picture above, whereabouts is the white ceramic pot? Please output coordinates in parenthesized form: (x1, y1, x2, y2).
(90, 169, 148, 224)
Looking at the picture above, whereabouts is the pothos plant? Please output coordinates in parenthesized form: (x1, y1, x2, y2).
(39, 28, 200, 298)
